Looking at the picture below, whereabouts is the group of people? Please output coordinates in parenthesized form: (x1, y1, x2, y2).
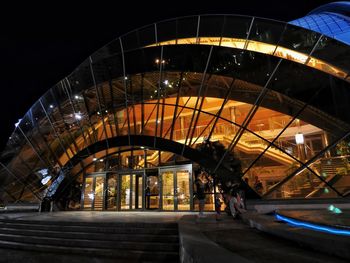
(194, 170, 248, 220)
(195, 170, 264, 220)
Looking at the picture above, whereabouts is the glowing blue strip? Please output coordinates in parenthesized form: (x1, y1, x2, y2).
(275, 214, 350, 236)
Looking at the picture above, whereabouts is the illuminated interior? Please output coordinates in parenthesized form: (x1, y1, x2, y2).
(1, 14, 350, 210)
(148, 37, 348, 81)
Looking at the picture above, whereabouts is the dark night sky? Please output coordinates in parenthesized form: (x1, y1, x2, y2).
(0, 0, 334, 149)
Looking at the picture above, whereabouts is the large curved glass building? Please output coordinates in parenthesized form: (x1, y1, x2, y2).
(1, 2, 350, 211)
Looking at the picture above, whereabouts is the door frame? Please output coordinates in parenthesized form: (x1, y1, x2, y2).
(81, 164, 193, 211)
(159, 164, 193, 211)
(118, 170, 145, 211)
(81, 172, 107, 210)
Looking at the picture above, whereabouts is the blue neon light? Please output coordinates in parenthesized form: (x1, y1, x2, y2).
(275, 214, 350, 236)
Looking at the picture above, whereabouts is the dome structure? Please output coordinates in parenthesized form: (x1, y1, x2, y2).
(1, 6, 350, 211)
(290, 1, 350, 45)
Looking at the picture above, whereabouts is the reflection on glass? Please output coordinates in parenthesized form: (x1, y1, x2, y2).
(176, 170, 190, 210)
(162, 171, 174, 210)
(94, 176, 104, 210)
(266, 165, 338, 199)
(148, 37, 348, 81)
(121, 175, 131, 209)
(132, 174, 136, 209)
(137, 175, 143, 209)
(194, 194, 214, 211)
(107, 174, 117, 210)
(83, 177, 93, 210)
(145, 175, 159, 209)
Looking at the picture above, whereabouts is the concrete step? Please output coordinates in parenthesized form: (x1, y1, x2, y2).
(0, 233, 179, 251)
(0, 221, 178, 235)
(0, 218, 178, 229)
(0, 227, 179, 242)
(0, 218, 180, 262)
(0, 239, 179, 262)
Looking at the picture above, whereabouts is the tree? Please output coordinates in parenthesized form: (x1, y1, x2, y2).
(195, 139, 243, 195)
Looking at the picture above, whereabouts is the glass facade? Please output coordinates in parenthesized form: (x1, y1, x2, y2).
(290, 2, 350, 45)
(1, 13, 350, 209)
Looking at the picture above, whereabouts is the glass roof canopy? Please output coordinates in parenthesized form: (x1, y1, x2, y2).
(1, 14, 350, 204)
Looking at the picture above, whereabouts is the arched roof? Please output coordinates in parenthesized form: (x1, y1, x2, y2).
(1, 14, 350, 203)
(290, 2, 350, 45)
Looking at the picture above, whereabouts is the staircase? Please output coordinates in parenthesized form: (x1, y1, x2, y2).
(320, 158, 347, 178)
(0, 218, 179, 262)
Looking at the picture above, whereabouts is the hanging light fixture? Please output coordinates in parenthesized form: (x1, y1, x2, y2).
(295, 132, 304, 144)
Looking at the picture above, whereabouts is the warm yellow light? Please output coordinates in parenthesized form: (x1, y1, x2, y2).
(147, 37, 348, 82)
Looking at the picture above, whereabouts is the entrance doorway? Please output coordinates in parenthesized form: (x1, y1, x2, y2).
(145, 169, 160, 210)
(160, 165, 192, 211)
(82, 174, 105, 210)
(120, 173, 143, 210)
(81, 164, 192, 211)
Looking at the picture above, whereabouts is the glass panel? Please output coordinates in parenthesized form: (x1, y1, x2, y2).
(83, 177, 93, 210)
(267, 60, 350, 131)
(222, 16, 252, 40)
(199, 15, 225, 37)
(236, 128, 285, 175)
(121, 175, 131, 210)
(249, 18, 285, 45)
(137, 175, 143, 209)
(162, 171, 174, 210)
(92, 39, 121, 60)
(276, 115, 337, 164)
(20, 110, 52, 168)
(106, 174, 117, 210)
(156, 19, 177, 43)
(176, 169, 190, 210)
(277, 23, 321, 54)
(312, 36, 350, 72)
(40, 89, 75, 165)
(177, 16, 198, 40)
(132, 174, 136, 209)
(247, 89, 304, 143)
(138, 25, 156, 47)
(32, 101, 62, 167)
(243, 154, 300, 196)
(317, 135, 350, 196)
(145, 175, 159, 209)
(94, 176, 104, 210)
(194, 194, 214, 211)
(208, 47, 280, 87)
(265, 164, 338, 199)
(121, 30, 139, 52)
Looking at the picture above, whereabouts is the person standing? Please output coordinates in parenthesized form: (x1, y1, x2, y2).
(215, 194, 222, 221)
(195, 172, 206, 218)
(145, 180, 151, 209)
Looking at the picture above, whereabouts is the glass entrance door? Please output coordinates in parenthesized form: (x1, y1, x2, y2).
(176, 169, 191, 210)
(145, 169, 160, 210)
(162, 171, 174, 210)
(160, 165, 191, 211)
(120, 173, 143, 210)
(82, 175, 105, 210)
(106, 173, 117, 210)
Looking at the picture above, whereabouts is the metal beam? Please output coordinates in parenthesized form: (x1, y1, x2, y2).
(181, 46, 213, 156)
(213, 58, 283, 174)
(89, 56, 110, 156)
(119, 38, 131, 146)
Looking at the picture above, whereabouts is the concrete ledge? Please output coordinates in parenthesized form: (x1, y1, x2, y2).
(247, 199, 350, 214)
(241, 212, 350, 261)
(0, 204, 39, 213)
(178, 215, 251, 263)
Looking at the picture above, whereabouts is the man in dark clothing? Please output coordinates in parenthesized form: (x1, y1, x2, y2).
(195, 172, 206, 217)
